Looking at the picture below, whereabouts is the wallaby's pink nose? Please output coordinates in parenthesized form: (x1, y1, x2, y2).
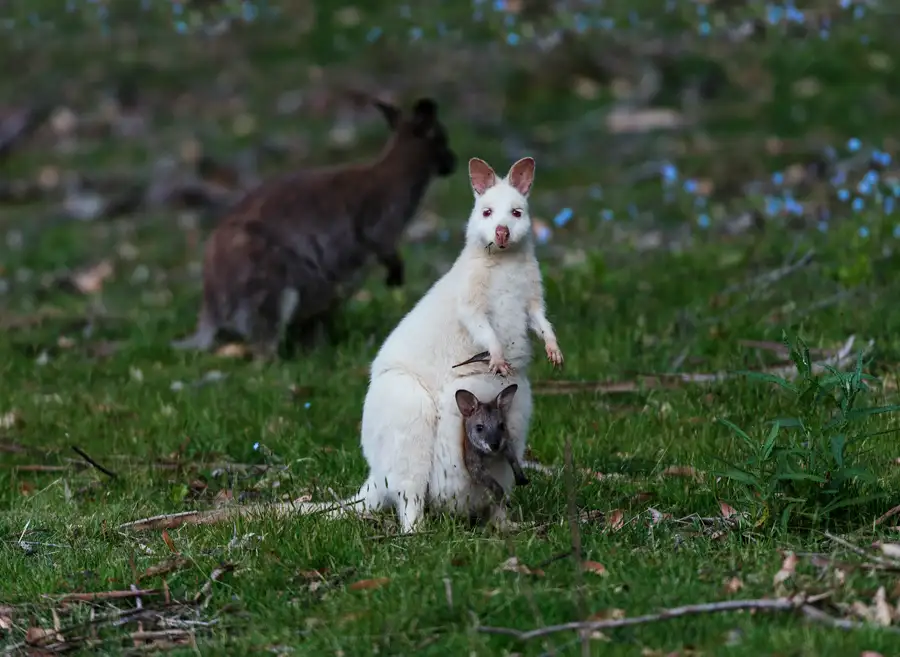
(495, 225, 510, 247)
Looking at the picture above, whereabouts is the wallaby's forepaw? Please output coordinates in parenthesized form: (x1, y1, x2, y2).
(545, 341, 564, 368)
(514, 473, 530, 486)
(488, 352, 514, 377)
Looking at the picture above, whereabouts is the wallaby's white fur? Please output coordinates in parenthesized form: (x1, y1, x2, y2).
(303, 157, 563, 532)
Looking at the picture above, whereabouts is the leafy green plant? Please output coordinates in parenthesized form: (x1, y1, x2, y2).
(712, 331, 898, 531)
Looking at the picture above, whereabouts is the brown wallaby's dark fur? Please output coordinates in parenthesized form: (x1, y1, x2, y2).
(456, 385, 529, 504)
(172, 96, 457, 359)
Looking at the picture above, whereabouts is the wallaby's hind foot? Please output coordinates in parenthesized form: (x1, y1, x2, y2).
(171, 320, 217, 352)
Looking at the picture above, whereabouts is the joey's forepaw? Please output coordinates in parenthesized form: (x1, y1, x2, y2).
(545, 342, 564, 368)
(488, 355, 514, 377)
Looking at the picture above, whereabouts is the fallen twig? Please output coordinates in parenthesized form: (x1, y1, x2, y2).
(71, 445, 118, 479)
(478, 597, 801, 640)
(476, 595, 900, 641)
(45, 589, 159, 603)
(875, 504, 900, 527)
(823, 531, 900, 570)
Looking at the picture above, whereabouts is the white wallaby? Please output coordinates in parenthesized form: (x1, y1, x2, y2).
(301, 156, 564, 532)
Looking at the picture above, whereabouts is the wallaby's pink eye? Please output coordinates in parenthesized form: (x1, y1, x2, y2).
(511, 209, 522, 218)
(482, 208, 492, 218)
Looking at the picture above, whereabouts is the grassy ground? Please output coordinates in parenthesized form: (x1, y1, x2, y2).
(3, 1, 900, 655)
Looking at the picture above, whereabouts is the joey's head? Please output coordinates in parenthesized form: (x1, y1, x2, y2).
(466, 157, 535, 253)
(455, 385, 518, 454)
(374, 97, 457, 177)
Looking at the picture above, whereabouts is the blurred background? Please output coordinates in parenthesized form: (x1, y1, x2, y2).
(0, 0, 897, 342)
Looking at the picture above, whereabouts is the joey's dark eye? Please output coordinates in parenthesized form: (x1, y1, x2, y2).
(482, 208, 492, 218)
(475, 424, 484, 432)
(511, 209, 522, 218)
(498, 422, 505, 432)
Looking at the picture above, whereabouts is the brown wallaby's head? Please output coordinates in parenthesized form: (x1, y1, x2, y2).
(455, 384, 517, 454)
(374, 97, 457, 177)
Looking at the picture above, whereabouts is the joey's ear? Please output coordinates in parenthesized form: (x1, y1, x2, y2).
(469, 157, 497, 196)
(455, 389, 480, 418)
(506, 157, 535, 196)
(496, 384, 518, 415)
(373, 99, 402, 130)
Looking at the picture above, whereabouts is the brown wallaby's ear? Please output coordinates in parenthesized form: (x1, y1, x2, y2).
(373, 99, 402, 130)
(410, 97, 438, 136)
(413, 97, 438, 121)
(455, 389, 480, 418)
(496, 384, 518, 415)
(506, 157, 535, 196)
(469, 157, 497, 196)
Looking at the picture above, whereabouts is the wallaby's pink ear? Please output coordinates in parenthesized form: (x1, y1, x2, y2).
(455, 389, 479, 418)
(496, 384, 518, 415)
(506, 157, 535, 196)
(469, 158, 497, 196)
(373, 99, 401, 130)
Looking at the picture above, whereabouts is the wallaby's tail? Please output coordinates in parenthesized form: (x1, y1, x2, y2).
(118, 482, 377, 534)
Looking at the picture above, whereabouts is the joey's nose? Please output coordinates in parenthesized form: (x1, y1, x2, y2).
(495, 225, 510, 247)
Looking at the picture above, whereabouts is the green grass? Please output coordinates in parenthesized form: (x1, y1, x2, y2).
(3, 1, 900, 655)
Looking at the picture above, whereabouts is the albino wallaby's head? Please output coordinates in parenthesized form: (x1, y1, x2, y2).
(456, 384, 518, 453)
(465, 157, 535, 253)
(373, 97, 457, 177)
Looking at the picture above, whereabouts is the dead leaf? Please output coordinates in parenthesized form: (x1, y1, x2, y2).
(588, 608, 625, 621)
(0, 605, 13, 630)
(662, 465, 700, 480)
(0, 410, 21, 429)
(648, 507, 671, 525)
(348, 577, 390, 591)
(583, 561, 608, 577)
(497, 557, 545, 577)
(773, 552, 798, 587)
(216, 343, 250, 359)
(718, 501, 737, 519)
(140, 556, 191, 580)
(879, 542, 900, 560)
(25, 626, 63, 646)
(161, 529, 178, 553)
(71, 260, 114, 294)
(213, 489, 234, 506)
(607, 509, 625, 532)
(873, 586, 892, 626)
(861, 652, 885, 657)
(723, 576, 744, 594)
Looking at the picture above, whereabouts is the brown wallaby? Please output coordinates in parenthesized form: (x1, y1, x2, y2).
(172, 95, 457, 359)
(455, 384, 529, 504)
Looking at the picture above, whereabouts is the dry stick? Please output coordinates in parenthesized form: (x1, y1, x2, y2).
(822, 532, 900, 569)
(71, 445, 118, 479)
(192, 563, 236, 609)
(563, 437, 589, 657)
(874, 504, 900, 527)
